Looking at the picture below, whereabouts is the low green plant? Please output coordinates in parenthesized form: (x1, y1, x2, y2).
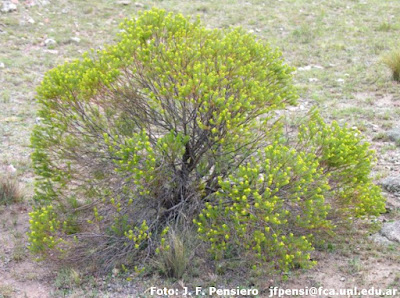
(29, 8, 385, 275)
(54, 268, 82, 292)
(382, 49, 400, 81)
(376, 22, 393, 32)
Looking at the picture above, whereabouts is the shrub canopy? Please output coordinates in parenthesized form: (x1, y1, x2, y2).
(29, 8, 385, 273)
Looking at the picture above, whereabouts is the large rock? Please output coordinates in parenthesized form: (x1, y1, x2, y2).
(387, 126, 400, 144)
(380, 175, 400, 195)
(369, 233, 393, 245)
(1, 1, 17, 13)
(380, 221, 400, 243)
(370, 220, 400, 245)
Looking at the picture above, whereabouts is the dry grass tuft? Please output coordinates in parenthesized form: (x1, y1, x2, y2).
(382, 49, 400, 81)
(0, 176, 23, 206)
(155, 230, 190, 279)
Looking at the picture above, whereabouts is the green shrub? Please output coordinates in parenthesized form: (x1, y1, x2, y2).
(29, 8, 385, 274)
(382, 49, 400, 81)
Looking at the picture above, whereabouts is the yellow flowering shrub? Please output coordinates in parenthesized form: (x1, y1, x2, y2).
(29, 8, 384, 273)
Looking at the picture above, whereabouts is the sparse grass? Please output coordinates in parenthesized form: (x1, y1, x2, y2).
(0, 176, 23, 206)
(291, 24, 317, 44)
(12, 240, 27, 262)
(347, 257, 363, 275)
(0, 285, 14, 298)
(382, 49, 400, 81)
(54, 268, 82, 294)
(373, 132, 391, 142)
(376, 22, 394, 32)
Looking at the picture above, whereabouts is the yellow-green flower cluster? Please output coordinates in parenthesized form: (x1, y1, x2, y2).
(298, 110, 385, 216)
(155, 226, 171, 254)
(124, 221, 150, 250)
(105, 130, 156, 196)
(195, 142, 332, 271)
(28, 205, 64, 253)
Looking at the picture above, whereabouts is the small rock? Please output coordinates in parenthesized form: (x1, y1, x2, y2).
(309, 78, 318, 82)
(6, 164, 17, 174)
(255, 28, 261, 32)
(25, 0, 49, 7)
(134, 2, 144, 7)
(298, 65, 325, 71)
(1, 1, 17, 13)
(0, 62, 4, 68)
(112, 268, 119, 276)
(44, 38, 56, 47)
(298, 65, 312, 71)
(43, 49, 58, 54)
(340, 277, 346, 282)
(386, 126, 400, 144)
(27, 17, 35, 24)
(337, 78, 345, 83)
(380, 175, 400, 194)
(381, 221, 400, 243)
(117, 0, 130, 5)
(70, 36, 81, 43)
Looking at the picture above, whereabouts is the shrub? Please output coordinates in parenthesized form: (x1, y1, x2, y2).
(29, 8, 385, 274)
(0, 176, 23, 205)
(382, 49, 400, 81)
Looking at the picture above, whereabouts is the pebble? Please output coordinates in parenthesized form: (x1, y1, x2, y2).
(70, 36, 81, 43)
(6, 164, 17, 174)
(298, 65, 324, 71)
(44, 38, 56, 47)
